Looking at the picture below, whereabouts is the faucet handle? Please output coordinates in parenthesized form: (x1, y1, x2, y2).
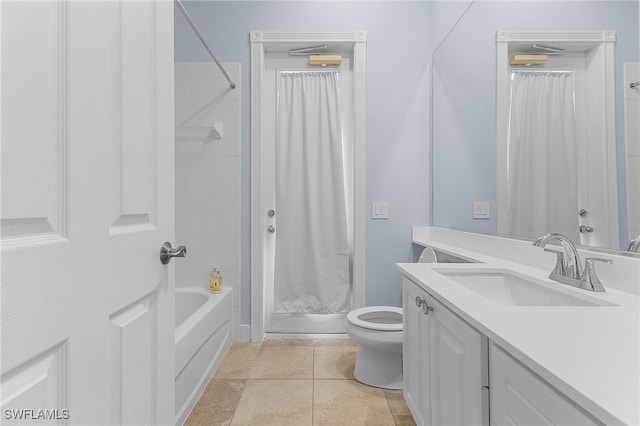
(580, 258, 613, 292)
(627, 235, 640, 252)
(543, 247, 568, 276)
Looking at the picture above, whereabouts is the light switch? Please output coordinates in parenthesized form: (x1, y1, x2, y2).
(372, 202, 389, 219)
(473, 201, 490, 219)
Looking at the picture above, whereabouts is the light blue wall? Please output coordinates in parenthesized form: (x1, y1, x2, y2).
(175, 1, 433, 321)
(431, 1, 639, 246)
(175, 1, 639, 324)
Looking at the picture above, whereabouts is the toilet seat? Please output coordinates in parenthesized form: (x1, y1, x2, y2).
(347, 306, 403, 332)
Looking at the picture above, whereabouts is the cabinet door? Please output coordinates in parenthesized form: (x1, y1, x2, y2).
(402, 277, 431, 425)
(430, 297, 486, 426)
(490, 344, 598, 425)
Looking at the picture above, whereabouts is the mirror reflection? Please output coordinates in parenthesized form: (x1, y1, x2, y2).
(496, 31, 620, 249)
(432, 0, 639, 253)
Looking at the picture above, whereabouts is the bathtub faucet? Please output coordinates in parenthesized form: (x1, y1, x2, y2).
(160, 241, 187, 264)
(626, 235, 640, 253)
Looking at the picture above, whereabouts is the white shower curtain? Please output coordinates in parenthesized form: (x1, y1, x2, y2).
(506, 70, 579, 241)
(274, 70, 351, 314)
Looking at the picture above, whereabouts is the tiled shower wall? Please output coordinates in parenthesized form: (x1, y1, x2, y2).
(625, 63, 640, 242)
(175, 62, 242, 339)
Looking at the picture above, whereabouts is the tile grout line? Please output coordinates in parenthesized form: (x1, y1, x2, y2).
(312, 345, 315, 425)
(384, 390, 397, 426)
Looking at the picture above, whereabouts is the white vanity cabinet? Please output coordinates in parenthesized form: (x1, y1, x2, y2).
(490, 344, 599, 425)
(402, 277, 488, 426)
(403, 276, 431, 425)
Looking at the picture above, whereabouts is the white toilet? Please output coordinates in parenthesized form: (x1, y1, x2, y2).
(346, 306, 403, 389)
(346, 247, 436, 389)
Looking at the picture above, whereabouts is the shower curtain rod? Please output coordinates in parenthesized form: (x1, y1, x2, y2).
(175, 0, 236, 89)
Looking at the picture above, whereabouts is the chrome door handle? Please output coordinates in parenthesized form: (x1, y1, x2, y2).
(267, 225, 276, 234)
(160, 242, 187, 264)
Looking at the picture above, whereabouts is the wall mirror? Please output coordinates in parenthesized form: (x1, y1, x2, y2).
(431, 0, 639, 254)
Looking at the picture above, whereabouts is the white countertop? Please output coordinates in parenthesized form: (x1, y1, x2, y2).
(397, 227, 640, 425)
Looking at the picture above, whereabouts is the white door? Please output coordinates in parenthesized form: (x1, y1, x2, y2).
(264, 54, 355, 334)
(1, 2, 175, 425)
(250, 32, 366, 340)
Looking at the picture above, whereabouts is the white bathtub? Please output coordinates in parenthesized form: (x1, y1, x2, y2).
(175, 287, 232, 425)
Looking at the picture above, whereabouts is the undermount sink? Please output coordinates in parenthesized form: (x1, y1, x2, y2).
(436, 269, 616, 307)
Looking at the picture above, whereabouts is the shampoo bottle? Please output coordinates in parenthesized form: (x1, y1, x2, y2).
(209, 265, 222, 293)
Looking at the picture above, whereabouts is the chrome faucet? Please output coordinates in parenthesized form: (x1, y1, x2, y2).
(626, 235, 640, 253)
(532, 233, 612, 292)
(533, 233, 583, 282)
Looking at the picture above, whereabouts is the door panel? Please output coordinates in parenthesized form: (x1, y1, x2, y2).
(1, 344, 67, 424)
(112, 0, 157, 231)
(1, 0, 66, 241)
(110, 298, 156, 425)
(1, 1, 175, 424)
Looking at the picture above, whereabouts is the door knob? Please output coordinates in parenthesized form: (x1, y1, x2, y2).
(267, 225, 276, 234)
(160, 242, 187, 264)
(268, 209, 276, 217)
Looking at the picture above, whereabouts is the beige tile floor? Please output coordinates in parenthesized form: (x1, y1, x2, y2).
(184, 337, 416, 426)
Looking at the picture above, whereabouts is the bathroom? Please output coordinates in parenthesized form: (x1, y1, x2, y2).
(1, 0, 638, 425)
